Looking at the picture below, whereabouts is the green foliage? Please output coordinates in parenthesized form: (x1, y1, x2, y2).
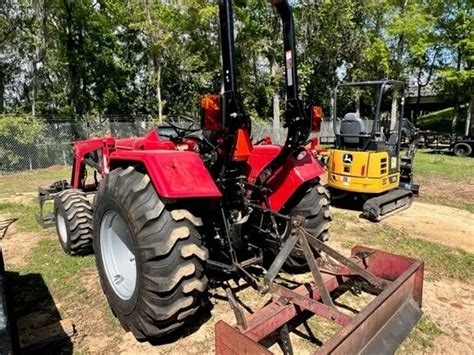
(0, 0, 472, 122)
(417, 106, 467, 133)
(0, 116, 42, 169)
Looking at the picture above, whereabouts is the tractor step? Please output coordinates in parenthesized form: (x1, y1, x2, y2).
(215, 222, 424, 355)
(362, 188, 413, 222)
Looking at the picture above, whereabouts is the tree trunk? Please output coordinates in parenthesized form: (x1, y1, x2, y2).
(156, 64, 162, 123)
(64, 0, 81, 115)
(390, 88, 399, 130)
(414, 71, 422, 125)
(452, 49, 463, 135)
(452, 101, 459, 135)
(144, 0, 163, 122)
(272, 93, 280, 129)
(466, 96, 474, 137)
(32, 61, 37, 117)
(0, 69, 4, 113)
(269, 53, 280, 130)
(271, 82, 280, 131)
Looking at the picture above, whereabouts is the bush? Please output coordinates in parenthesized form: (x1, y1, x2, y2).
(0, 116, 43, 172)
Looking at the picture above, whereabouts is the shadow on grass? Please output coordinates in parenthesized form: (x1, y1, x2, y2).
(6, 271, 73, 354)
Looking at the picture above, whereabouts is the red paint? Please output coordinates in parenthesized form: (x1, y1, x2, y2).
(72, 138, 111, 188)
(70, 129, 221, 199)
(247, 145, 282, 183)
(215, 246, 424, 354)
(71, 129, 325, 205)
(266, 149, 325, 211)
(110, 150, 221, 198)
(115, 130, 176, 151)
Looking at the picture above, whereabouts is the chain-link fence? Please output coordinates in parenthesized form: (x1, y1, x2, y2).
(0, 115, 334, 175)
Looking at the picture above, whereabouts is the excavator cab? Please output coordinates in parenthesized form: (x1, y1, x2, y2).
(328, 80, 418, 221)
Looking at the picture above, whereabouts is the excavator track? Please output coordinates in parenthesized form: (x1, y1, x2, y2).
(362, 189, 413, 222)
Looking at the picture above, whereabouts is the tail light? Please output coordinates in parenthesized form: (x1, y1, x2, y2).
(200, 95, 222, 131)
(311, 106, 323, 132)
(361, 164, 366, 176)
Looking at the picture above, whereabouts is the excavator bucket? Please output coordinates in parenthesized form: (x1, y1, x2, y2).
(215, 223, 424, 355)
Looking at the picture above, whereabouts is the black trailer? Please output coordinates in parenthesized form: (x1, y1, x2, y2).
(452, 136, 474, 157)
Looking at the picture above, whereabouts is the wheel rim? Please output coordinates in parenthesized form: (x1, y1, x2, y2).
(57, 213, 68, 244)
(455, 145, 468, 156)
(100, 210, 137, 300)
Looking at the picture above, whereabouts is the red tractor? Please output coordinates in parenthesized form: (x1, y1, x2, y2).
(39, 1, 424, 353)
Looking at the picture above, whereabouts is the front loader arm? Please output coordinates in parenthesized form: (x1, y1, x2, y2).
(257, 0, 312, 185)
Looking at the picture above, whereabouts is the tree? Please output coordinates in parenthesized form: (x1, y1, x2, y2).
(432, 0, 473, 134)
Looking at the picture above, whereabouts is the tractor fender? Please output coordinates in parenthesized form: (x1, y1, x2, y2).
(109, 150, 222, 199)
(266, 148, 325, 211)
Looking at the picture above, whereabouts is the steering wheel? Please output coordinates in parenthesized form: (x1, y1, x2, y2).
(166, 115, 200, 138)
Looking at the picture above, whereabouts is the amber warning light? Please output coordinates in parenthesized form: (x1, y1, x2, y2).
(311, 106, 323, 132)
(200, 95, 222, 131)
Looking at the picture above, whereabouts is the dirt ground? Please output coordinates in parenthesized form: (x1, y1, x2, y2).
(383, 202, 474, 253)
(332, 204, 474, 354)
(338, 201, 474, 253)
(1, 198, 473, 353)
(422, 277, 473, 354)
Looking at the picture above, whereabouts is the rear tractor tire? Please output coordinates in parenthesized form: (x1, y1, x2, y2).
(93, 167, 208, 339)
(54, 190, 93, 256)
(284, 183, 331, 272)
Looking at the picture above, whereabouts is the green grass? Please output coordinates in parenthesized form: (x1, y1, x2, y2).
(0, 166, 70, 196)
(398, 316, 443, 353)
(425, 194, 474, 214)
(13, 238, 95, 299)
(332, 212, 474, 283)
(0, 199, 45, 232)
(412, 150, 474, 213)
(0, 166, 70, 232)
(417, 106, 467, 134)
(414, 150, 474, 182)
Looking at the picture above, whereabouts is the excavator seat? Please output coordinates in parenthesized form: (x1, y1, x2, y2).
(340, 112, 366, 148)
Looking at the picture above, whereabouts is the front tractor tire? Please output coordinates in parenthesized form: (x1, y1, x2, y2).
(285, 183, 331, 271)
(93, 167, 208, 340)
(54, 190, 93, 256)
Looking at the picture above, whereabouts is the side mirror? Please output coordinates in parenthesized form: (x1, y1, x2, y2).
(311, 106, 323, 132)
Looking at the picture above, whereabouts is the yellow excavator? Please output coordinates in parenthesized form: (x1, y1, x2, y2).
(327, 80, 419, 221)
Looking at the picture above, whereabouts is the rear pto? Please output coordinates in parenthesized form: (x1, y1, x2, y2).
(38, 0, 424, 353)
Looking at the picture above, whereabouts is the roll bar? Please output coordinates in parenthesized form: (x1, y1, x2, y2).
(332, 80, 406, 152)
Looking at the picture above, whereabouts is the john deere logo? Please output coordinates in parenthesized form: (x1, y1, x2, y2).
(343, 154, 353, 164)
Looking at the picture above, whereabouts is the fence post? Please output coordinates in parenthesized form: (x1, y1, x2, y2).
(62, 149, 67, 166)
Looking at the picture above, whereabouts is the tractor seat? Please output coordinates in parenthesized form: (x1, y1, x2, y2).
(340, 113, 366, 147)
